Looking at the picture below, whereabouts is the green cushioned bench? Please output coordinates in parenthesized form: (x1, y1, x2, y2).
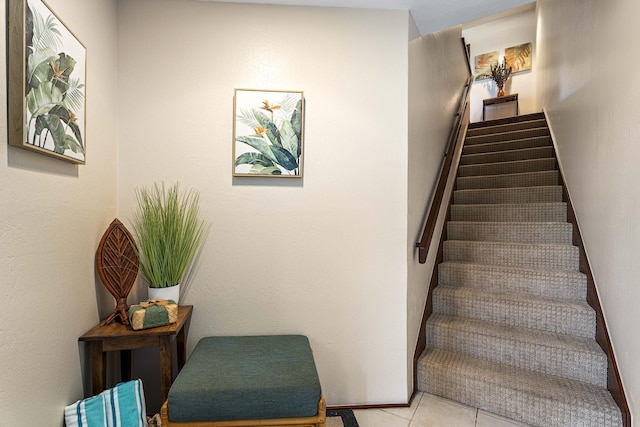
(161, 335, 326, 427)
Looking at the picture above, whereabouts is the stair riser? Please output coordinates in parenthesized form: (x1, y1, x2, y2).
(426, 322, 607, 386)
(458, 158, 556, 177)
(462, 136, 551, 155)
(432, 288, 596, 338)
(453, 186, 563, 205)
(460, 147, 554, 166)
(465, 128, 550, 145)
(417, 351, 622, 427)
(466, 119, 548, 138)
(451, 203, 567, 222)
(443, 241, 579, 270)
(438, 263, 587, 300)
(456, 171, 559, 190)
(447, 222, 572, 244)
(468, 113, 545, 130)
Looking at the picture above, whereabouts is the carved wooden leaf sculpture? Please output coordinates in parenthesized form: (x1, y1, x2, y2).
(96, 218, 139, 325)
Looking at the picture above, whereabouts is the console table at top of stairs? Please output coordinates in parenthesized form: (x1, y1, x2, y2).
(483, 93, 519, 121)
(79, 305, 193, 403)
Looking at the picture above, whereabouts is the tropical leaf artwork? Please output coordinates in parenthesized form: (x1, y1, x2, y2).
(24, 0, 86, 162)
(505, 43, 533, 73)
(233, 90, 304, 177)
(474, 51, 499, 81)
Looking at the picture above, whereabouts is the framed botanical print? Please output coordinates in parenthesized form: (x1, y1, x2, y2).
(7, 0, 87, 163)
(474, 51, 499, 81)
(233, 89, 304, 177)
(505, 43, 533, 73)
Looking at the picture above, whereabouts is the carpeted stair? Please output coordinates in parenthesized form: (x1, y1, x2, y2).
(417, 112, 623, 427)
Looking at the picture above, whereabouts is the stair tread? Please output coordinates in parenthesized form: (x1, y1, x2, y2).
(440, 260, 585, 276)
(449, 220, 569, 225)
(452, 201, 566, 207)
(444, 239, 579, 270)
(467, 114, 546, 130)
(434, 284, 592, 310)
(445, 239, 576, 248)
(447, 221, 573, 231)
(457, 158, 557, 177)
(462, 135, 550, 149)
(418, 349, 621, 424)
(451, 202, 567, 223)
(467, 125, 548, 137)
(451, 202, 567, 212)
(448, 220, 569, 225)
(456, 170, 560, 189)
(459, 157, 556, 167)
(465, 132, 549, 144)
(438, 261, 587, 301)
(427, 314, 607, 387)
(465, 129, 551, 146)
(466, 127, 550, 140)
(454, 185, 562, 193)
(462, 146, 553, 158)
(428, 314, 603, 353)
(453, 186, 564, 204)
(458, 170, 558, 179)
(433, 285, 596, 338)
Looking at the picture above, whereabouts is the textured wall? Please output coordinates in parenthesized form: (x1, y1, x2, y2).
(0, 0, 119, 424)
(536, 0, 640, 420)
(116, 0, 410, 407)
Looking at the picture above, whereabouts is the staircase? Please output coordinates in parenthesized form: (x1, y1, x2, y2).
(416, 112, 623, 427)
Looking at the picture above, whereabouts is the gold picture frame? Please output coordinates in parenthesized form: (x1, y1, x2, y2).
(233, 89, 304, 178)
(505, 43, 533, 73)
(7, 0, 87, 164)
(474, 51, 499, 81)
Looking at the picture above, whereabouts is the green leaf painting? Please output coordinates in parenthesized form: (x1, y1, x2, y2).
(24, 0, 86, 162)
(234, 90, 304, 177)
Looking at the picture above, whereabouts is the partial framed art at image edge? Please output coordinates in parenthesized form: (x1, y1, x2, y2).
(7, 0, 87, 164)
(233, 89, 304, 178)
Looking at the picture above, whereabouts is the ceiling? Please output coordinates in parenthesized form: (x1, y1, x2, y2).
(203, 0, 536, 34)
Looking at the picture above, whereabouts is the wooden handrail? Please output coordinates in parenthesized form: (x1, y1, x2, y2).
(416, 39, 472, 263)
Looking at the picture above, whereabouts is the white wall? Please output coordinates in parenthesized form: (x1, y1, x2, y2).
(116, 0, 410, 407)
(0, 0, 119, 424)
(407, 25, 468, 394)
(536, 0, 640, 422)
(463, 6, 537, 122)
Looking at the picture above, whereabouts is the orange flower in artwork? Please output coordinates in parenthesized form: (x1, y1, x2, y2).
(260, 100, 281, 114)
(51, 60, 65, 79)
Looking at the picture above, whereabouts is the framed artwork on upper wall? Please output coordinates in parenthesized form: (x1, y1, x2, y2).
(505, 43, 533, 73)
(474, 51, 499, 81)
(233, 89, 304, 178)
(7, 0, 87, 164)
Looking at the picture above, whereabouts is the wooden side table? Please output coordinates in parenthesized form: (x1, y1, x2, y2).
(79, 305, 193, 403)
(483, 93, 519, 121)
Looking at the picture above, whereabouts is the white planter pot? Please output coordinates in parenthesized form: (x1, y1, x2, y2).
(148, 284, 180, 304)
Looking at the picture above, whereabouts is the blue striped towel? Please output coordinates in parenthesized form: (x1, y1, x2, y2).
(64, 379, 146, 427)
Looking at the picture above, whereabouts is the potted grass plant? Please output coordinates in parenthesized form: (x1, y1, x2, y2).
(130, 182, 209, 303)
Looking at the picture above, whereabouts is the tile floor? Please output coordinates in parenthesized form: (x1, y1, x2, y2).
(352, 392, 531, 427)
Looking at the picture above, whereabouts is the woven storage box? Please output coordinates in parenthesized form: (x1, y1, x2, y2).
(128, 299, 177, 330)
